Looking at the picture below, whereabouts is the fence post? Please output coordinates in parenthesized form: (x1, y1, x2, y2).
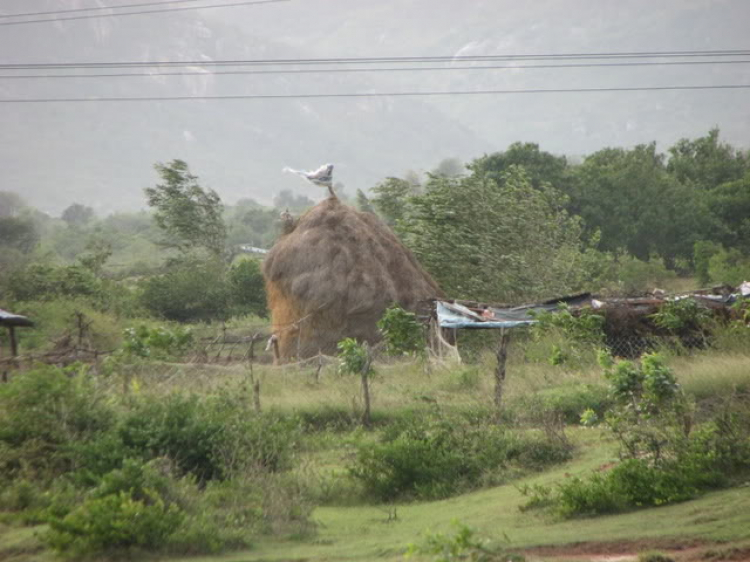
(248, 334, 261, 412)
(361, 343, 372, 429)
(315, 350, 323, 383)
(494, 328, 510, 415)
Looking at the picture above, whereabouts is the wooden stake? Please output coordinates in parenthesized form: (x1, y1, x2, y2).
(314, 350, 323, 383)
(361, 343, 372, 429)
(494, 328, 510, 413)
(253, 379, 261, 413)
(9, 326, 18, 358)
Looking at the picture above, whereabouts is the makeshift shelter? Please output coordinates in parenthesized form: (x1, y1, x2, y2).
(431, 282, 749, 358)
(263, 197, 444, 361)
(0, 308, 34, 382)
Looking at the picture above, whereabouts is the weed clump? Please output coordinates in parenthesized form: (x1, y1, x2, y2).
(349, 413, 572, 502)
(0, 366, 311, 557)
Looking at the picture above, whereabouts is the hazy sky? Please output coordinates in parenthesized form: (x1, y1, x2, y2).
(1, 0, 749, 214)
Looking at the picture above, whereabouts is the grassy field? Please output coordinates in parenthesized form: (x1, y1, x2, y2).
(2, 345, 749, 562)
(4, 429, 749, 562)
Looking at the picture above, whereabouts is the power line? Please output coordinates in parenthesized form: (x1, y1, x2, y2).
(1, 83, 748, 103)
(0, 0, 206, 19)
(3, 58, 750, 79)
(2, 49, 749, 69)
(0, 0, 289, 26)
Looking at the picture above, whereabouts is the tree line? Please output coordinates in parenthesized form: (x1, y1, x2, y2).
(1, 128, 748, 325)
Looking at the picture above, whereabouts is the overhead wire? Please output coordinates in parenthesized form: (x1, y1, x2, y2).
(2, 49, 750, 69)
(0, 0, 290, 27)
(2, 58, 750, 79)
(0, 0, 207, 19)
(1, 83, 748, 103)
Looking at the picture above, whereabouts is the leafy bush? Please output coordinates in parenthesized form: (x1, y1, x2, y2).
(139, 257, 232, 322)
(522, 358, 750, 518)
(228, 258, 267, 318)
(707, 247, 750, 286)
(0, 365, 113, 480)
(349, 414, 571, 501)
(45, 491, 184, 557)
(517, 383, 610, 425)
(117, 393, 297, 482)
(122, 323, 193, 359)
(528, 306, 605, 368)
(377, 304, 425, 357)
(651, 298, 710, 336)
(5, 263, 102, 302)
(406, 521, 524, 562)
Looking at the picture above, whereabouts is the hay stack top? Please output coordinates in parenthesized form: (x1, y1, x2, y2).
(263, 197, 443, 359)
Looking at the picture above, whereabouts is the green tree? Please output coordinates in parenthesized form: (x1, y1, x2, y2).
(0, 216, 39, 253)
(355, 189, 375, 213)
(470, 142, 570, 192)
(431, 157, 464, 178)
(228, 258, 267, 317)
(570, 144, 710, 263)
(61, 203, 95, 227)
(370, 177, 418, 226)
(706, 172, 750, 249)
(145, 160, 227, 257)
(398, 166, 586, 303)
(667, 128, 748, 190)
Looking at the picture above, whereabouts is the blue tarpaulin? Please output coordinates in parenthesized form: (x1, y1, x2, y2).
(436, 301, 539, 329)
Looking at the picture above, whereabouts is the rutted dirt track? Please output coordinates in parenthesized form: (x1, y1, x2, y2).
(525, 539, 750, 562)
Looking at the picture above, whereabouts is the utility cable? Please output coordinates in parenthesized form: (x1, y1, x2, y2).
(2, 58, 749, 79)
(2, 49, 750, 69)
(1, 83, 748, 103)
(0, 0, 207, 19)
(0, 0, 289, 27)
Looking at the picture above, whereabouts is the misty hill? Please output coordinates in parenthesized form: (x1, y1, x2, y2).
(1, 0, 749, 214)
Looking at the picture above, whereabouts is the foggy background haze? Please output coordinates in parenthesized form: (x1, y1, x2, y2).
(1, 0, 749, 215)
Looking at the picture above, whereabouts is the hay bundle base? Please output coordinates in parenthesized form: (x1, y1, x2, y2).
(263, 197, 443, 360)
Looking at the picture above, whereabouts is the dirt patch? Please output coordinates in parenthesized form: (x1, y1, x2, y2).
(524, 538, 709, 561)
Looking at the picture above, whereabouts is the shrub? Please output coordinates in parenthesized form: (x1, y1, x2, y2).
(528, 306, 605, 368)
(523, 361, 750, 518)
(4, 263, 102, 302)
(349, 414, 571, 501)
(519, 383, 610, 425)
(121, 323, 193, 360)
(406, 522, 524, 562)
(0, 365, 113, 480)
(377, 304, 425, 357)
(117, 393, 297, 482)
(139, 257, 232, 322)
(228, 258, 267, 318)
(45, 491, 184, 557)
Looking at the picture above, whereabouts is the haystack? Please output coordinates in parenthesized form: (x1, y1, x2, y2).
(263, 197, 443, 360)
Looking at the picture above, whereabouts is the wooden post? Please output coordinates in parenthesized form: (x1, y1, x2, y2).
(253, 378, 261, 413)
(247, 334, 261, 412)
(494, 328, 510, 414)
(9, 326, 18, 358)
(361, 343, 372, 429)
(314, 350, 323, 383)
(271, 336, 280, 366)
(1, 327, 8, 383)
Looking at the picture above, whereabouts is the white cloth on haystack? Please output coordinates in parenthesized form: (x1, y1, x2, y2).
(283, 163, 334, 187)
